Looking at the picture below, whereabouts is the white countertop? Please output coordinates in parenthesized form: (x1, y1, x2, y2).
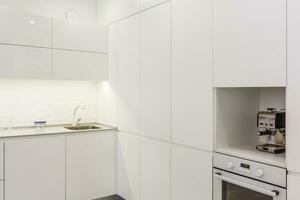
(215, 145, 286, 168)
(0, 123, 117, 138)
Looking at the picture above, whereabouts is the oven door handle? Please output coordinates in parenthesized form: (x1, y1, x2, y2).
(214, 173, 279, 197)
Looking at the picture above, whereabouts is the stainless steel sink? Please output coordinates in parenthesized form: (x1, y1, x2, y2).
(64, 125, 103, 131)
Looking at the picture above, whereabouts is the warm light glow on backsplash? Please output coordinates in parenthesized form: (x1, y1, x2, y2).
(0, 79, 99, 127)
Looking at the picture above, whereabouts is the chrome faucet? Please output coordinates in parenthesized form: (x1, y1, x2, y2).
(72, 105, 86, 126)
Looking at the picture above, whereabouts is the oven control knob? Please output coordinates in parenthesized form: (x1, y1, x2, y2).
(226, 162, 234, 169)
(255, 169, 264, 177)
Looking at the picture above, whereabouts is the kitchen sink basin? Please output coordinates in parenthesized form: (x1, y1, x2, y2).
(64, 125, 103, 131)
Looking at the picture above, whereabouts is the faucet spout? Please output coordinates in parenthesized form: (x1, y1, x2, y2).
(72, 105, 86, 126)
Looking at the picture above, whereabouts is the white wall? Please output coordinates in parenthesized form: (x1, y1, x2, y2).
(0, 79, 98, 127)
(0, 0, 98, 22)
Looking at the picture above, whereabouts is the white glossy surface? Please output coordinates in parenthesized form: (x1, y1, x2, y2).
(141, 138, 171, 200)
(117, 132, 140, 200)
(172, 146, 212, 200)
(287, 0, 300, 173)
(213, 0, 286, 87)
(52, 50, 107, 81)
(0, 143, 3, 180)
(117, 16, 140, 134)
(288, 174, 300, 200)
(216, 146, 286, 168)
(5, 136, 65, 200)
(140, 2, 171, 141)
(53, 19, 108, 52)
(172, 0, 213, 150)
(0, 10, 52, 47)
(66, 132, 116, 200)
(0, 44, 51, 79)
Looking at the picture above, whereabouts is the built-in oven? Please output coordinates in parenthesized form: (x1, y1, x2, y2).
(213, 153, 287, 200)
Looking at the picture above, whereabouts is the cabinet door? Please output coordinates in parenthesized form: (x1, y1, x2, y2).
(213, 0, 286, 87)
(117, 16, 140, 134)
(172, 0, 213, 150)
(52, 49, 107, 81)
(172, 146, 212, 200)
(0, 11, 51, 47)
(117, 132, 140, 200)
(66, 132, 116, 200)
(287, 174, 300, 200)
(0, 44, 52, 79)
(0, 181, 3, 200)
(287, 0, 300, 173)
(140, 0, 169, 10)
(140, 2, 171, 141)
(5, 136, 65, 200)
(53, 19, 107, 53)
(141, 138, 171, 200)
(0, 142, 3, 180)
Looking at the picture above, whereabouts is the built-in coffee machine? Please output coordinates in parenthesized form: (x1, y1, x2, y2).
(257, 108, 286, 154)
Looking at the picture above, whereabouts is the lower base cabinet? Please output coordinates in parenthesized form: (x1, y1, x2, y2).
(288, 174, 300, 200)
(5, 136, 66, 200)
(66, 131, 116, 200)
(0, 181, 3, 200)
(172, 146, 212, 200)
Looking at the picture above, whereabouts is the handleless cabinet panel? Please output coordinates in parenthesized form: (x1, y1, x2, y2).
(66, 132, 116, 200)
(141, 138, 171, 200)
(172, 0, 213, 150)
(52, 49, 107, 81)
(117, 132, 140, 200)
(0, 11, 52, 47)
(0, 181, 3, 200)
(213, 0, 286, 87)
(53, 19, 108, 53)
(5, 136, 65, 200)
(287, 0, 300, 173)
(117, 16, 140, 134)
(172, 146, 212, 200)
(0, 44, 52, 79)
(287, 174, 300, 200)
(0, 142, 3, 180)
(140, 2, 171, 141)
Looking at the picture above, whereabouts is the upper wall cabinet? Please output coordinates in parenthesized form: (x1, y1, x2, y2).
(0, 44, 52, 79)
(52, 19, 108, 53)
(213, 0, 286, 87)
(172, 0, 213, 150)
(52, 50, 107, 81)
(0, 11, 52, 47)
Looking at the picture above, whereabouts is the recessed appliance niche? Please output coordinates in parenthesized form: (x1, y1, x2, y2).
(214, 87, 286, 167)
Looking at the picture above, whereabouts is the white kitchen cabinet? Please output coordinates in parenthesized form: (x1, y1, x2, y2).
(172, 146, 212, 200)
(140, 0, 169, 10)
(0, 44, 52, 79)
(0, 142, 3, 180)
(5, 136, 65, 200)
(287, 0, 300, 173)
(141, 138, 171, 200)
(52, 49, 107, 81)
(0, 181, 3, 200)
(117, 132, 140, 200)
(287, 174, 300, 200)
(66, 131, 116, 200)
(117, 16, 140, 134)
(140, 2, 171, 141)
(53, 19, 108, 53)
(213, 0, 286, 87)
(0, 11, 52, 47)
(172, 0, 213, 150)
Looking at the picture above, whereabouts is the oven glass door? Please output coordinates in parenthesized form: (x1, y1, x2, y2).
(213, 169, 286, 200)
(222, 182, 272, 200)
